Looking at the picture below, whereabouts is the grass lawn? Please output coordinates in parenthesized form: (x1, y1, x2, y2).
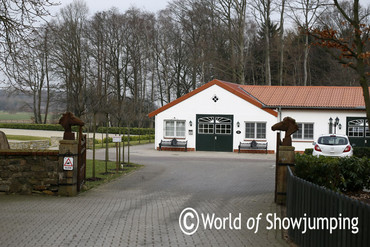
(6, 135, 50, 141)
(84, 159, 143, 191)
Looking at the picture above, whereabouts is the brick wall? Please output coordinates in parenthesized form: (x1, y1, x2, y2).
(0, 150, 59, 195)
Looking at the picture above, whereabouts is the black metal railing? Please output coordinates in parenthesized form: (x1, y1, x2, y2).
(287, 166, 370, 247)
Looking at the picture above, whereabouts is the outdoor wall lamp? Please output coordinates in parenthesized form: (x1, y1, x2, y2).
(335, 117, 340, 126)
(237, 121, 240, 128)
(189, 121, 193, 127)
(329, 117, 340, 134)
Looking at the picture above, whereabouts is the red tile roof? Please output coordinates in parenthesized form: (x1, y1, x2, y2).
(240, 85, 367, 109)
(148, 80, 367, 118)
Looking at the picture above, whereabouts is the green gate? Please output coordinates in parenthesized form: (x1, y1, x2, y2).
(346, 117, 370, 147)
(196, 114, 233, 152)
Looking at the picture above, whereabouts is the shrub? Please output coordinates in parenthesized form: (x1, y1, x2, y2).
(304, 148, 313, 155)
(294, 154, 370, 192)
(96, 127, 154, 135)
(100, 134, 155, 144)
(353, 147, 370, 158)
(338, 157, 370, 192)
(295, 154, 342, 191)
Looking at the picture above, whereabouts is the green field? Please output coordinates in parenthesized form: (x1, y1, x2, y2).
(0, 111, 55, 122)
(0, 111, 33, 120)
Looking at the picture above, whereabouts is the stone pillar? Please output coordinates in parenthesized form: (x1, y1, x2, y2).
(58, 140, 78, 196)
(275, 146, 295, 205)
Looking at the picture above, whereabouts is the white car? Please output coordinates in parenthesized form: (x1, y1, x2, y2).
(312, 134, 353, 157)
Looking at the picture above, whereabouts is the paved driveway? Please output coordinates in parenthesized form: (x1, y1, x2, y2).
(0, 144, 287, 246)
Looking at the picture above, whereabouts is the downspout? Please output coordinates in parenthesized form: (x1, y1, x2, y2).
(278, 107, 282, 122)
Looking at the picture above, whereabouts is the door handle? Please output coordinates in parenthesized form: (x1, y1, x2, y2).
(215, 136, 217, 140)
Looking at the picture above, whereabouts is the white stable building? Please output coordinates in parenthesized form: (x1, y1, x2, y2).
(148, 79, 369, 153)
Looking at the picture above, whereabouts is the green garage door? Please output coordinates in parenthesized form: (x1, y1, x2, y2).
(196, 114, 233, 152)
(346, 117, 370, 147)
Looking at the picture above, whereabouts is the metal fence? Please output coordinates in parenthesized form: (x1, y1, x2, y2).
(286, 166, 370, 247)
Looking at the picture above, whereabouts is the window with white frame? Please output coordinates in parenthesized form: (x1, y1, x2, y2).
(348, 119, 368, 137)
(293, 123, 314, 140)
(245, 122, 266, 139)
(164, 120, 186, 138)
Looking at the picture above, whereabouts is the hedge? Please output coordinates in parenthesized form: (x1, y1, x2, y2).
(295, 154, 370, 192)
(0, 123, 154, 135)
(100, 135, 154, 144)
(96, 127, 154, 135)
(353, 147, 370, 158)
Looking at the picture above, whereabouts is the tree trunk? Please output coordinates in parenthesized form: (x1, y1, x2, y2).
(92, 112, 96, 178)
(265, 30, 271, 85)
(33, 91, 38, 124)
(44, 53, 50, 124)
(37, 85, 42, 123)
(279, 0, 285, 86)
(264, 1, 271, 86)
(105, 113, 109, 173)
(127, 124, 130, 165)
(303, 33, 309, 86)
(360, 79, 370, 132)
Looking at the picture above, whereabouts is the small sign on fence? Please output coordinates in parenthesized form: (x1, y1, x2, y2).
(113, 136, 121, 143)
(63, 157, 74, 170)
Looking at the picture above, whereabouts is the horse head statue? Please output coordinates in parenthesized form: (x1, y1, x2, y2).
(0, 131, 10, 149)
(59, 112, 84, 140)
(271, 117, 299, 146)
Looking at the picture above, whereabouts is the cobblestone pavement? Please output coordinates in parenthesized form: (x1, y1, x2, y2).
(0, 144, 288, 246)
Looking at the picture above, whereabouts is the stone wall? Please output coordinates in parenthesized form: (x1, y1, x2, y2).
(50, 137, 63, 148)
(0, 150, 59, 195)
(8, 140, 50, 150)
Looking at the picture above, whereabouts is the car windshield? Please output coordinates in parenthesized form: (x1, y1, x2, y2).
(318, 136, 348, 145)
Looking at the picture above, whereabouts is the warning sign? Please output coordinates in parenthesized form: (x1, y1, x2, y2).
(63, 157, 74, 171)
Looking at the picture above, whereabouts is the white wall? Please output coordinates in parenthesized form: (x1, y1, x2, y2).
(153, 85, 367, 152)
(281, 109, 367, 151)
(154, 84, 278, 151)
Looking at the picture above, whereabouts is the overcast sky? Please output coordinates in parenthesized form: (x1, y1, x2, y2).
(52, 0, 370, 16)
(51, 0, 170, 15)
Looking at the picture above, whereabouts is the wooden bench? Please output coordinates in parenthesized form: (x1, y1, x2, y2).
(159, 139, 188, 152)
(238, 140, 268, 154)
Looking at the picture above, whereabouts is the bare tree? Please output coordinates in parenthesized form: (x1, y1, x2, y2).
(50, 0, 89, 117)
(216, 0, 247, 84)
(0, 0, 56, 71)
(278, 0, 286, 85)
(312, 0, 370, 127)
(288, 0, 328, 86)
(251, 0, 275, 85)
(85, 10, 110, 178)
(5, 26, 52, 123)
